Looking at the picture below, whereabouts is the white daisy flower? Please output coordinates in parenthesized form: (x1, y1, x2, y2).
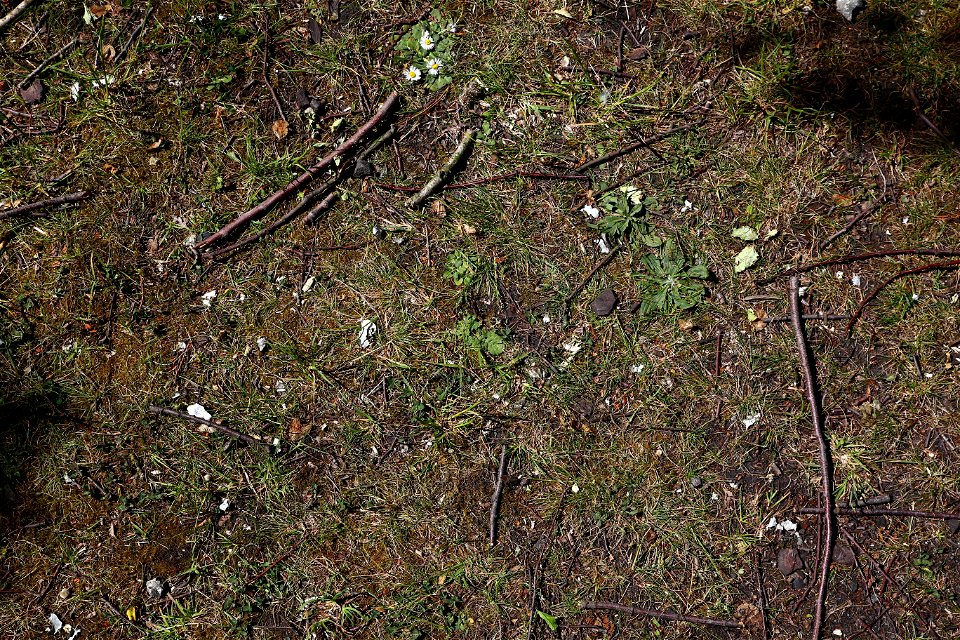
(404, 66, 422, 82)
(419, 31, 436, 50)
(425, 57, 443, 75)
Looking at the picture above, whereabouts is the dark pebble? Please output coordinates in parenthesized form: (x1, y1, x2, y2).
(791, 574, 808, 590)
(777, 548, 804, 576)
(948, 519, 960, 535)
(353, 158, 373, 178)
(590, 288, 619, 316)
(833, 543, 856, 565)
(690, 476, 703, 489)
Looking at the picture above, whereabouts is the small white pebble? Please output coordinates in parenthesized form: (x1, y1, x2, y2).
(571, 483, 580, 494)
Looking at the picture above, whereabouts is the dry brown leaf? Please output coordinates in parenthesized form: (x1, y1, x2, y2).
(101, 44, 116, 62)
(89, 4, 113, 18)
(734, 601, 763, 633)
(272, 119, 289, 140)
(287, 417, 311, 442)
(431, 200, 446, 216)
(454, 221, 476, 235)
(20, 79, 44, 105)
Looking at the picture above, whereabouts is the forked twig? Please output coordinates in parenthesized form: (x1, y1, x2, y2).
(20, 38, 79, 89)
(194, 92, 398, 250)
(581, 602, 742, 629)
(789, 276, 835, 640)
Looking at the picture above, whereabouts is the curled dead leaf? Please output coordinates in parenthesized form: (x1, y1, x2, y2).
(272, 119, 289, 140)
(89, 4, 113, 18)
(287, 417, 311, 442)
(101, 44, 116, 63)
(454, 221, 476, 235)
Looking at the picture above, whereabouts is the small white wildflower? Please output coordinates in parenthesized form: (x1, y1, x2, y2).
(582, 204, 600, 219)
(571, 483, 580, 494)
(711, 492, 719, 501)
(562, 341, 582, 355)
(742, 412, 761, 428)
(681, 200, 694, 212)
(911, 292, 919, 301)
(419, 31, 436, 50)
(902, 216, 909, 224)
(595, 236, 610, 254)
(70, 82, 80, 101)
(835, 270, 844, 279)
(798, 286, 807, 297)
(218, 497, 230, 511)
(404, 66, 422, 82)
(851, 274, 861, 286)
(542, 315, 551, 324)
(275, 380, 287, 393)
(201, 290, 217, 307)
(218, 13, 227, 20)
(630, 364, 644, 374)
(257, 337, 268, 351)
(447, 21, 457, 33)
(425, 57, 443, 76)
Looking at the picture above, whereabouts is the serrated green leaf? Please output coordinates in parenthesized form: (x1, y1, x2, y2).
(732, 226, 759, 241)
(734, 245, 759, 273)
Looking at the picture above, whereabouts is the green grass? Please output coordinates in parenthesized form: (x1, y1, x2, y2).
(3, 0, 960, 638)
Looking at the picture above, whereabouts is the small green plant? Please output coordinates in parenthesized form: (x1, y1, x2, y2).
(395, 10, 457, 90)
(591, 186, 661, 246)
(635, 239, 709, 315)
(454, 314, 507, 356)
(443, 250, 480, 287)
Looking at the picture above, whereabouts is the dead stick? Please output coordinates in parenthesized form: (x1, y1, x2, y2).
(405, 128, 476, 208)
(819, 197, 887, 251)
(194, 92, 398, 249)
(565, 243, 623, 307)
(0, 0, 39, 34)
(0, 191, 89, 220)
(19, 38, 78, 89)
(303, 190, 339, 224)
(757, 249, 960, 285)
(489, 444, 509, 545)
(261, 16, 286, 123)
(148, 406, 271, 448)
(377, 170, 589, 192)
(115, 6, 153, 62)
(789, 276, 835, 640)
(574, 120, 704, 173)
(581, 602, 742, 629)
(800, 506, 960, 520)
(846, 259, 960, 335)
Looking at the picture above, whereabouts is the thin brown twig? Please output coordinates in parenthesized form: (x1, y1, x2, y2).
(846, 259, 960, 335)
(819, 197, 888, 251)
(789, 276, 836, 640)
(405, 128, 476, 208)
(574, 119, 705, 173)
(489, 444, 509, 545)
(261, 16, 287, 123)
(376, 170, 589, 192)
(19, 38, 78, 89)
(581, 602, 742, 629)
(800, 506, 960, 520)
(148, 406, 271, 448)
(0, 190, 89, 221)
(115, 6, 153, 62)
(194, 92, 398, 250)
(564, 243, 623, 307)
(757, 249, 960, 285)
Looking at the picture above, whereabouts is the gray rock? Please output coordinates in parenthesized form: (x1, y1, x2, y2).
(146, 578, 165, 599)
(836, 0, 866, 22)
(777, 548, 804, 576)
(590, 288, 619, 316)
(690, 476, 703, 489)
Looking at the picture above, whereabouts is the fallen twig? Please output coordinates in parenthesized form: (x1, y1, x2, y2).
(489, 444, 509, 545)
(261, 16, 286, 123)
(757, 249, 960, 285)
(526, 490, 568, 640)
(819, 197, 888, 251)
(0, 190, 89, 221)
(564, 243, 623, 308)
(377, 170, 588, 192)
(574, 119, 705, 173)
(303, 190, 339, 224)
(405, 128, 476, 208)
(847, 259, 960, 335)
(148, 406, 271, 448)
(194, 92, 398, 250)
(0, 0, 39, 34)
(20, 38, 78, 89)
(115, 6, 153, 62)
(581, 602, 742, 629)
(800, 506, 960, 520)
(789, 276, 836, 640)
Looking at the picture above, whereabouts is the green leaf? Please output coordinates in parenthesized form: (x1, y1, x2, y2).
(536, 610, 559, 631)
(746, 308, 758, 322)
(687, 264, 709, 279)
(734, 245, 759, 273)
(732, 226, 759, 241)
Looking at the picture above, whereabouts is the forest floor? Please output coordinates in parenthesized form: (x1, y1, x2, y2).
(2, 0, 960, 638)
